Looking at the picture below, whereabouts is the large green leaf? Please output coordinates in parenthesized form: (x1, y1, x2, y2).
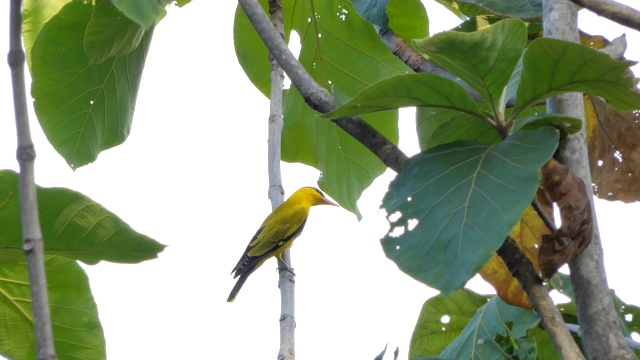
(30, 1, 153, 168)
(22, 0, 71, 69)
(283, 90, 395, 218)
(410, 289, 490, 359)
(387, 0, 429, 44)
(416, 107, 499, 151)
(321, 73, 486, 120)
(414, 18, 527, 108)
(0, 256, 105, 360)
(351, 0, 390, 27)
(440, 297, 539, 359)
(515, 38, 640, 113)
(84, 0, 146, 64)
(110, 0, 165, 28)
(235, 0, 406, 217)
(381, 127, 558, 293)
(0, 170, 165, 264)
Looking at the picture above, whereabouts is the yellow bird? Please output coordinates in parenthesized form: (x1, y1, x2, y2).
(227, 187, 337, 302)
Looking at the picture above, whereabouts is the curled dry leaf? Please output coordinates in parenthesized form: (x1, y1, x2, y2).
(539, 159, 593, 278)
(479, 189, 552, 309)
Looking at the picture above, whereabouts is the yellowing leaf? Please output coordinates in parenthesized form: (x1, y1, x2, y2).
(480, 190, 552, 309)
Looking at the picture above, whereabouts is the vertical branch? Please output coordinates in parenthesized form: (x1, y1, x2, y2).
(264, 0, 295, 359)
(7, 0, 57, 359)
(542, 0, 635, 358)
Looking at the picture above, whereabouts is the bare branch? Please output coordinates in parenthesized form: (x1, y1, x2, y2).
(497, 237, 585, 360)
(8, 0, 57, 359)
(570, 0, 640, 32)
(237, 0, 407, 173)
(543, 0, 636, 358)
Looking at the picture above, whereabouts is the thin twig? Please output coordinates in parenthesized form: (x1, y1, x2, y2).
(497, 237, 585, 360)
(237, 0, 407, 173)
(8, 0, 57, 359)
(569, 0, 640, 32)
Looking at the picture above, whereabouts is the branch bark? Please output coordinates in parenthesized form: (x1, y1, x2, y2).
(542, 0, 636, 358)
(8, 0, 57, 359)
(497, 237, 584, 360)
(264, 2, 296, 359)
(569, 0, 640, 32)
(237, 0, 407, 172)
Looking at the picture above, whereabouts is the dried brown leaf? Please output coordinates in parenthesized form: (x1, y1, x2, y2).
(586, 95, 640, 202)
(539, 159, 593, 278)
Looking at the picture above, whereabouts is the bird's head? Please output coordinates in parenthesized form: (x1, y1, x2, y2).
(295, 187, 338, 207)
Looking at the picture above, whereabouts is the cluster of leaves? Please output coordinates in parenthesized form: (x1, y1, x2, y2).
(0, 0, 196, 358)
(236, 0, 640, 358)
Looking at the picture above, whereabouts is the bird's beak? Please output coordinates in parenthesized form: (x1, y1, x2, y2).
(322, 198, 339, 206)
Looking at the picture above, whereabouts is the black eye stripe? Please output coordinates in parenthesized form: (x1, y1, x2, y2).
(310, 187, 324, 197)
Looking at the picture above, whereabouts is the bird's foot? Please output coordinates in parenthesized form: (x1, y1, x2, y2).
(277, 260, 296, 276)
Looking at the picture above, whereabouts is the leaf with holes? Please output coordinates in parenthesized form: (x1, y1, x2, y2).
(381, 127, 558, 293)
(235, 0, 406, 217)
(0, 256, 104, 360)
(410, 289, 490, 358)
(31, 1, 153, 168)
(0, 170, 165, 264)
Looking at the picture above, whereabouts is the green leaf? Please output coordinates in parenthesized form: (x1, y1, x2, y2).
(440, 297, 539, 359)
(352, 0, 390, 27)
(233, 1, 272, 97)
(381, 127, 559, 293)
(414, 18, 527, 107)
(516, 38, 640, 113)
(110, 0, 164, 28)
(0, 170, 165, 264)
(22, 0, 72, 69)
(387, 0, 429, 43)
(31, 1, 153, 168)
(416, 107, 499, 151)
(85, 0, 146, 64)
(529, 326, 561, 360)
(514, 114, 582, 137)
(283, 89, 395, 219)
(410, 289, 490, 358)
(456, 0, 542, 18)
(235, 0, 407, 216)
(0, 256, 105, 360)
(321, 74, 485, 120)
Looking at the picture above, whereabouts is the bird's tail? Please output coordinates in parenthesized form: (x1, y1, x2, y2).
(227, 271, 251, 302)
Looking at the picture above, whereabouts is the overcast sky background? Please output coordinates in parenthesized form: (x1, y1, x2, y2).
(1, 1, 639, 359)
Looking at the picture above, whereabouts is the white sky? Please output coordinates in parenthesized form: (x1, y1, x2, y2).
(0, 1, 639, 359)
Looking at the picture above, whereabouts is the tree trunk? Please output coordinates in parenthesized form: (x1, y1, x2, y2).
(542, 0, 636, 358)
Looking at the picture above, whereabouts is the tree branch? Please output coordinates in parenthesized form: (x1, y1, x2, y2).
(570, 0, 640, 32)
(497, 237, 585, 360)
(376, 26, 486, 103)
(237, 0, 407, 172)
(542, 0, 636, 358)
(265, 1, 296, 359)
(8, 0, 57, 359)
